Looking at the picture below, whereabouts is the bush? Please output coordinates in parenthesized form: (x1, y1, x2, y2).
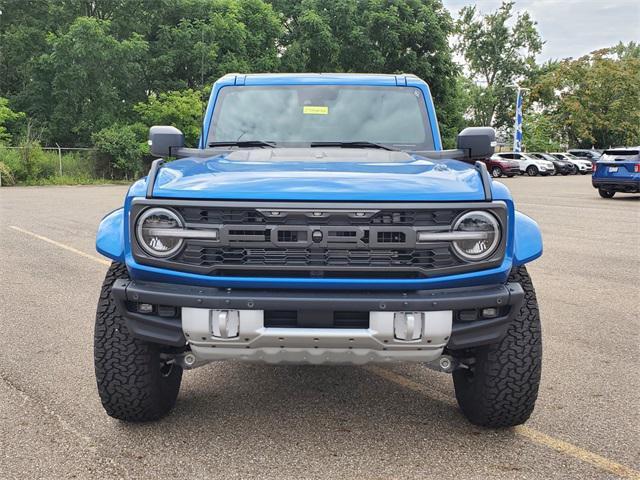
(0, 145, 102, 184)
(0, 144, 57, 181)
(92, 124, 146, 179)
(0, 161, 16, 186)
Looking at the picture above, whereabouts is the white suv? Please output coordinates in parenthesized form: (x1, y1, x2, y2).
(550, 153, 592, 175)
(492, 152, 556, 176)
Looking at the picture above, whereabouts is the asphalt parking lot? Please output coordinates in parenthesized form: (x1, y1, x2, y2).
(1, 175, 638, 479)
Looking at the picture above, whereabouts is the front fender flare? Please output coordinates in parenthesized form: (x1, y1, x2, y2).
(96, 208, 125, 262)
(513, 211, 543, 266)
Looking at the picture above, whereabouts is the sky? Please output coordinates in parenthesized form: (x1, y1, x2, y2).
(442, 0, 640, 62)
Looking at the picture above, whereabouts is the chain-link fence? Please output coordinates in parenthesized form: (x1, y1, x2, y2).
(0, 145, 146, 185)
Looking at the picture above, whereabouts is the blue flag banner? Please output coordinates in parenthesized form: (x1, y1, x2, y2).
(513, 88, 523, 152)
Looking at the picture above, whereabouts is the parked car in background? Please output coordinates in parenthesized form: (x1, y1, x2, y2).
(550, 153, 591, 174)
(568, 149, 601, 165)
(492, 152, 555, 176)
(482, 155, 521, 178)
(530, 153, 573, 175)
(592, 147, 640, 198)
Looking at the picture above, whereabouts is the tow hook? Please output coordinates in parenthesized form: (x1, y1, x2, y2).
(174, 352, 207, 370)
(428, 355, 467, 373)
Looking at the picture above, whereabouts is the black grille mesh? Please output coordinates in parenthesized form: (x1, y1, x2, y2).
(176, 207, 457, 226)
(179, 245, 456, 270)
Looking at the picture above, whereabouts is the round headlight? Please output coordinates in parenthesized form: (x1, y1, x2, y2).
(451, 211, 500, 261)
(136, 208, 184, 258)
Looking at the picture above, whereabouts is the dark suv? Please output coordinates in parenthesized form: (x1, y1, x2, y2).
(568, 149, 601, 166)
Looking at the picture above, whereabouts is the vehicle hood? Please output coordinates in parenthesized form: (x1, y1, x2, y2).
(150, 148, 488, 201)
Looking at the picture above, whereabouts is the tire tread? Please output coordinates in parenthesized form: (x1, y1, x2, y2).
(94, 262, 182, 422)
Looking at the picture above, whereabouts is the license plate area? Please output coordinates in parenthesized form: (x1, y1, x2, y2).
(609, 166, 618, 172)
(264, 310, 370, 329)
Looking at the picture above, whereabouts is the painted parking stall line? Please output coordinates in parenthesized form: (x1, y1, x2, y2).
(364, 366, 640, 480)
(8, 225, 111, 266)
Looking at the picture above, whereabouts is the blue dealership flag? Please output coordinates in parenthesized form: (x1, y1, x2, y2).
(513, 89, 523, 152)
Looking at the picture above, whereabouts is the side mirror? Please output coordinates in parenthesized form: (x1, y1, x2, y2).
(457, 127, 496, 159)
(148, 126, 185, 157)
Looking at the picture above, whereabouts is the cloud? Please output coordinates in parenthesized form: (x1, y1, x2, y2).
(442, 0, 640, 61)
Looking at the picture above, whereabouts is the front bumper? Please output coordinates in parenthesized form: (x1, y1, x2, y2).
(111, 279, 524, 364)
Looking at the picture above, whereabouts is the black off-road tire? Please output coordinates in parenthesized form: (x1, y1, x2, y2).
(94, 262, 183, 422)
(452, 266, 542, 428)
(598, 188, 615, 198)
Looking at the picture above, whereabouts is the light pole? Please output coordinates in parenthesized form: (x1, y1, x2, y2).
(510, 84, 530, 152)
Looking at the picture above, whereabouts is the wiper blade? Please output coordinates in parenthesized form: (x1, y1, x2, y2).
(208, 140, 276, 148)
(309, 141, 397, 151)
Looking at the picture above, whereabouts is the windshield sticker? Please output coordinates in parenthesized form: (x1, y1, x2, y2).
(303, 106, 329, 115)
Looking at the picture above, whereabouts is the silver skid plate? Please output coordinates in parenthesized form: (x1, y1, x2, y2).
(182, 308, 452, 366)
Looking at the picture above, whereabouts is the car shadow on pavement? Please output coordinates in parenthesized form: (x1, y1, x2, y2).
(112, 363, 521, 445)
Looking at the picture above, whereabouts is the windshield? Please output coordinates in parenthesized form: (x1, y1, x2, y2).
(601, 149, 640, 161)
(208, 85, 434, 150)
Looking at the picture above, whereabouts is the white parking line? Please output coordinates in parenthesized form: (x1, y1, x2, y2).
(365, 366, 640, 480)
(8, 225, 110, 266)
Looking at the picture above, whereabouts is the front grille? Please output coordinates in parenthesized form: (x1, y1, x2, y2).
(177, 206, 457, 227)
(176, 245, 457, 277)
(131, 201, 507, 279)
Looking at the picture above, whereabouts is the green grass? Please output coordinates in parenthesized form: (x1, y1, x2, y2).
(13, 175, 130, 186)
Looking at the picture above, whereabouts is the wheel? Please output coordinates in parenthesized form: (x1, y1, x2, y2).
(598, 189, 615, 198)
(452, 266, 541, 428)
(94, 262, 183, 421)
(526, 165, 538, 176)
(571, 165, 579, 174)
(490, 166, 503, 178)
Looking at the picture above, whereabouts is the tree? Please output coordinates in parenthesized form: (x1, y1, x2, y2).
(28, 17, 149, 146)
(93, 124, 146, 178)
(0, 97, 25, 144)
(522, 112, 561, 152)
(270, 0, 462, 146)
(147, 0, 282, 92)
(134, 89, 205, 146)
(455, 1, 542, 129)
(530, 45, 640, 148)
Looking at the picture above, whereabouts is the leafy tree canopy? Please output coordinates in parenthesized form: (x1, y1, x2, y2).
(134, 89, 206, 146)
(530, 44, 640, 148)
(0, 97, 25, 144)
(270, 0, 461, 145)
(455, 1, 542, 129)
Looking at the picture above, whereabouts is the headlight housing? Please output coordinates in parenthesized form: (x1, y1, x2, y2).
(135, 207, 184, 258)
(451, 211, 501, 261)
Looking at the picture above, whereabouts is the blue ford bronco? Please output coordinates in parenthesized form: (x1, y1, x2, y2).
(95, 73, 543, 428)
